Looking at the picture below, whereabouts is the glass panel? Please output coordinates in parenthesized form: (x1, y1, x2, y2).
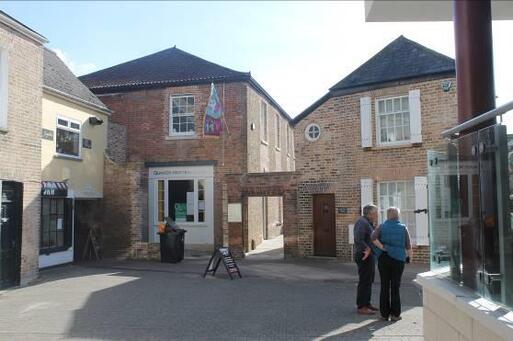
(157, 180, 165, 222)
(57, 118, 68, 126)
(56, 128, 80, 157)
(70, 122, 80, 130)
(378, 100, 385, 114)
(168, 180, 195, 223)
(386, 99, 392, 113)
(394, 98, 401, 112)
(198, 180, 205, 222)
(402, 97, 409, 111)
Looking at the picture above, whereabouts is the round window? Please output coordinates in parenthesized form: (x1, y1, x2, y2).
(305, 123, 321, 141)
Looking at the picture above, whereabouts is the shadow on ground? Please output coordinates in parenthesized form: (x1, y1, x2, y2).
(0, 256, 427, 340)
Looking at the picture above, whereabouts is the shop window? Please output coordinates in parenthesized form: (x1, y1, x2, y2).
(40, 198, 72, 253)
(170, 95, 195, 136)
(168, 180, 195, 222)
(157, 180, 165, 222)
(56, 117, 81, 158)
(198, 180, 205, 222)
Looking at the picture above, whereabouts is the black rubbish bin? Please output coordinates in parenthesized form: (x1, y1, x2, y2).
(159, 229, 186, 263)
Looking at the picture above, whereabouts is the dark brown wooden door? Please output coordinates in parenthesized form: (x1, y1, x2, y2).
(313, 194, 336, 257)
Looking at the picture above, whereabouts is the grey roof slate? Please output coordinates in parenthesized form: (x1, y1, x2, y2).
(293, 36, 455, 124)
(78, 46, 291, 121)
(79, 46, 251, 92)
(43, 48, 109, 112)
(330, 35, 455, 91)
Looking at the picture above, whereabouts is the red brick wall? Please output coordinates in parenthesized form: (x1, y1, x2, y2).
(97, 81, 294, 257)
(294, 77, 458, 263)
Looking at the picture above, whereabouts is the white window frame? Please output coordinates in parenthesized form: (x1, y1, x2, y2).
(169, 95, 195, 137)
(305, 123, 321, 142)
(375, 95, 410, 146)
(260, 100, 268, 144)
(275, 113, 281, 150)
(377, 180, 416, 244)
(56, 116, 82, 159)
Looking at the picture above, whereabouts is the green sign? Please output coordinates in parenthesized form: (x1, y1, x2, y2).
(175, 203, 187, 222)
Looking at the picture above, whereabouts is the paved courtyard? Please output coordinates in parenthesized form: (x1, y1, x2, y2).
(0, 248, 426, 340)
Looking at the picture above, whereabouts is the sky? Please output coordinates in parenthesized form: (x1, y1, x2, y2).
(3, 1, 512, 117)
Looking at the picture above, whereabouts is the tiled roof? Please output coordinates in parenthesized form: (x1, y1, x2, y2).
(79, 46, 251, 92)
(293, 36, 455, 124)
(43, 48, 109, 112)
(79, 46, 291, 121)
(329, 35, 455, 91)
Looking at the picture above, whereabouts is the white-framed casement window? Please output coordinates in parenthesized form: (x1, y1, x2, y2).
(376, 95, 410, 145)
(378, 180, 416, 242)
(260, 100, 268, 143)
(56, 117, 81, 158)
(275, 113, 281, 149)
(170, 95, 195, 136)
(0, 47, 9, 131)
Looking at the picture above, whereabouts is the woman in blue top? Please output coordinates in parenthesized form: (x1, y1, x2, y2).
(371, 207, 413, 322)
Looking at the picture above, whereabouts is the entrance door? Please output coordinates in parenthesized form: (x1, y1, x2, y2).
(0, 181, 23, 289)
(313, 194, 336, 257)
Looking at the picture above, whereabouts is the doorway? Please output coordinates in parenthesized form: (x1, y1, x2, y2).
(313, 194, 336, 257)
(0, 181, 23, 289)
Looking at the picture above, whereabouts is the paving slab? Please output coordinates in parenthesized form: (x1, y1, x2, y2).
(0, 256, 427, 340)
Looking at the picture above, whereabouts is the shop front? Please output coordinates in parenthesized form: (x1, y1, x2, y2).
(148, 165, 214, 250)
(39, 181, 73, 268)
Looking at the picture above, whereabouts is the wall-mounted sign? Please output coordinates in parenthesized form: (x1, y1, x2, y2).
(175, 203, 187, 222)
(228, 203, 242, 223)
(337, 207, 348, 214)
(82, 138, 92, 149)
(42, 129, 54, 141)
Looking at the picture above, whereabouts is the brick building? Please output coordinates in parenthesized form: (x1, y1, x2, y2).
(80, 47, 295, 258)
(293, 36, 458, 262)
(0, 11, 47, 288)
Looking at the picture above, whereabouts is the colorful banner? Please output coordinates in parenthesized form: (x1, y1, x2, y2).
(204, 83, 223, 136)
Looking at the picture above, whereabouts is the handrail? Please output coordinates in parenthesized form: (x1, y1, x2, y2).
(442, 99, 513, 138)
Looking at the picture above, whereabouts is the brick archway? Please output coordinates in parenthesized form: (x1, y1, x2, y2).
(224, 172, 298, 258)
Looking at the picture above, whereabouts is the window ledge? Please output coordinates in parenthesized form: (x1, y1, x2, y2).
(54, 154, 83, 162)
(368, 142, 422, 150)
(261, 140, 269, 146)
(166, 135, 198, 141)
(275, 146, 281, 152)
(0, 127, 8, 134)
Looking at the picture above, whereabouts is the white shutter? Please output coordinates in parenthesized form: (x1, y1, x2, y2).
(415, 176, 429, 245)
(348, 224, 355, 245)
(360, 97, 372, 148)
(0, 48, 8, 130)
(360, 178, 374, 213)
(409, 89, 422, 143)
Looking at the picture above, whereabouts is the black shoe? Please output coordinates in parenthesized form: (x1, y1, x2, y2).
(390, 315, 402, 322)
(379, 315, 389, 321)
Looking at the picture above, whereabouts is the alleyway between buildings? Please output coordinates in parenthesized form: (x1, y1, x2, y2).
(0, 256, 426, 340)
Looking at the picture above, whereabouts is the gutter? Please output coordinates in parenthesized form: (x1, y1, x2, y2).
(43, 86, 112, 116)
(0, 12, 48, 44)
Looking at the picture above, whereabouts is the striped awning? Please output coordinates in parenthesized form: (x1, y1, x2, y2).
(41, 181, 68, 197)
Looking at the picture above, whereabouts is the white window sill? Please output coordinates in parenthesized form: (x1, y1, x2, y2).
(166, 135, 197, 141)
(275, 146, 281, 152)
(370, 141, 421, 150)
(261, 140, 269, 146)
(54, 154, 83, 161)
